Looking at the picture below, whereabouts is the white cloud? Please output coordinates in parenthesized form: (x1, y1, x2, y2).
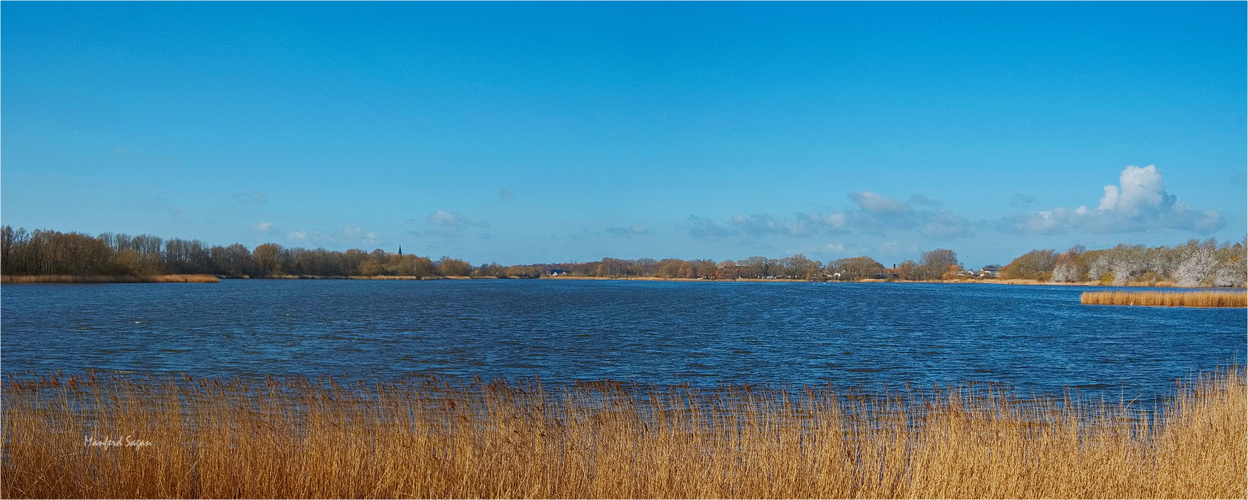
(607, 225, 648, 236)
(1003, 165, 1224, 234)
(730, 213, 822, 237)
(1096, 164, 1170, 216)
(342, 226, 364, 239)
(428, 210, 461, 227)
(342, 226, 382, 246)
(877, 240, 918, 256)
(824, 212, 848, 229)
(424, 210, 487, 238)
(688, 192, 971, 242)
(261, 226, 383, 248)
(851, 191, 911, 215)
(908, 194, 943, 207)
(844, 192, 970, 238)
(1010, 193, 1038, 208)
(922, 211, 973, 238)
(306, 231, 351, 246)
(252, 222, 274, 234)
(1006, 207, 1073, 234)
(687, 215, 735, 240)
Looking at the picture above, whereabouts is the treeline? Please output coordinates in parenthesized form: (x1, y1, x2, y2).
(1, 226, 1244, 287)
(1002, 239, 1246, 287)
(0, 226, 938, 281)
(0, 227, 475, 279)
(531, 251, 961, 282)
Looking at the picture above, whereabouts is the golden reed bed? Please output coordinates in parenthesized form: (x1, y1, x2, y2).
(0, 274, 220, 284)
(1081, 290, 1247, 308)
(2, 369, 1244, 499)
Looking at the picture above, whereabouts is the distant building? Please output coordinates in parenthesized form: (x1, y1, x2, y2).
(874, 268, 901, 280)
(549, 269, 566, 276)
(979, 265, 1002, 278)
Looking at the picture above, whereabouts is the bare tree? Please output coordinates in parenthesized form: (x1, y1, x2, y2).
(915, 249, 959, 281)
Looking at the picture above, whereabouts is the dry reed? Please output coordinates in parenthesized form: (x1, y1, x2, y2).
(1081, 290, 1247, 308)
(0, 275, 220, 284)
(2, 369, 1244, 498)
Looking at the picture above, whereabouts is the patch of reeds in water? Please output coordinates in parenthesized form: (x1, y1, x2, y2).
(2, 369, 1244, 498)
(1081, 290, 1247, 308)
(0, 274, 220, 284)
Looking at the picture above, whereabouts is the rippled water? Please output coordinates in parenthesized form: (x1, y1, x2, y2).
(2, 279, 1243, 401)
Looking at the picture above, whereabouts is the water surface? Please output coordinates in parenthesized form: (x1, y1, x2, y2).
(2, 279, 1242, 401)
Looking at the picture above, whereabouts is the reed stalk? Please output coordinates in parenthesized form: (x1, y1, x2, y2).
(1081, 290, 1247, 308)
(2, 369, 1243, 498)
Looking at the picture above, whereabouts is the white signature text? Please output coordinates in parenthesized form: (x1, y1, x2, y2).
(84, 435, 153, 450)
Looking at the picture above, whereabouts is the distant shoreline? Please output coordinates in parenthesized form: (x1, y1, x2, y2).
(0, 274, 221, 284)
(4, 273, 1241, 289)
(540, 275, 1210, 288)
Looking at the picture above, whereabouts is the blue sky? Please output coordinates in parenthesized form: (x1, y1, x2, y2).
(3, 2, 1244, 268)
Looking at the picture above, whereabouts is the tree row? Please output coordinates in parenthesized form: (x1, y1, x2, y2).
(1, 226, 1243, 287)
(1001, 239, 1246, 287)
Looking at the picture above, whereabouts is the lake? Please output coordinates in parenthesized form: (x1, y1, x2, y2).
(1, 279, 1242, 402)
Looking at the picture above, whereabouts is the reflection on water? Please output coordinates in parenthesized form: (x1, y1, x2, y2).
(2, 279, 1242, 402)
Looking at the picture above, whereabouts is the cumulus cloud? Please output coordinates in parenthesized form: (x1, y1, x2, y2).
(252, 222, 275, 234)
(607, 225, 648, 236)
(424, 210, 488, 238)
(1002, 165, 1224, 234)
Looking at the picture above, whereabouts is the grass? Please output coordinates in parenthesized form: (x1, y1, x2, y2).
(2, 369, 1244, 498)
(0, 274, 220, 284)
(1081, 290, 1247, 308)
